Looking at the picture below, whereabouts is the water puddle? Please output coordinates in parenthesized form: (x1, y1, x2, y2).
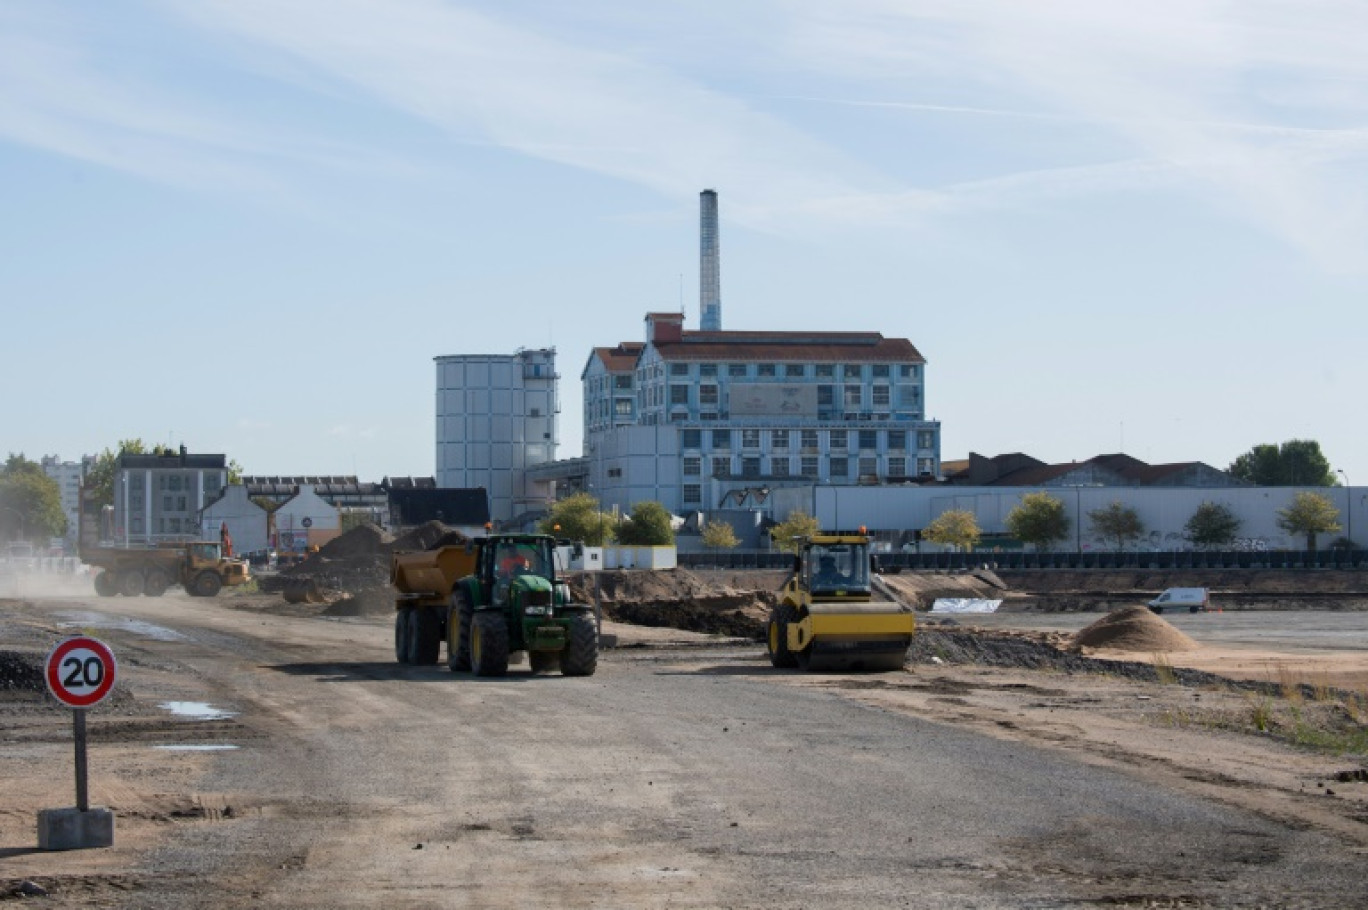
(56, 611, 189, 642)
(159, 701, 237, 720)
(154, 745, 240, 752)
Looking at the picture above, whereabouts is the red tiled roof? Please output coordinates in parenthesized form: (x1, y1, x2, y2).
(652, 331, 924, 363)
(591, 342, 644, 373)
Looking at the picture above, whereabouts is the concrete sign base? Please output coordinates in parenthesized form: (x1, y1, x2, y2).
(37, 807, 114, 850)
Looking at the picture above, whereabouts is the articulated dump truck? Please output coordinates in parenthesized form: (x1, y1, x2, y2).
(391, 533, 598, 677)
(766, 533, 915, 672)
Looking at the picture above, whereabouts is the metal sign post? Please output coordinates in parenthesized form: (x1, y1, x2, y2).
(39, 636, 117, 849)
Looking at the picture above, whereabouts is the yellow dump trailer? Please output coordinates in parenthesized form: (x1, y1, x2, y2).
(390, 543, 479, 666)
(766, 533, 915, 672)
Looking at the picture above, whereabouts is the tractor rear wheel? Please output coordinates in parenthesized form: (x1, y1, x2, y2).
(470, 611, 509, 677)
(560, 613, 598, 677)
(410, 608, 441, 666)
(190, 570, 222, 598)
(767, 603, 799, 668)
(94, 571, 117, 597)
(143, 569, 170, 597)
(394, 608, 412, 664)
(446, 592, 474, 672)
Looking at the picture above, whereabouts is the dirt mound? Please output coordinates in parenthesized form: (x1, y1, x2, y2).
(1071, 606, 1199, 653)
(320, 523, 394, 559)
(605, 601, 764, 639)
(0, 650, 43, 692)
(392, 521, 466, 553)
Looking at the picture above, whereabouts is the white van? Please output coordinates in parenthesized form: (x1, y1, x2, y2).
(1148, 587, 1209, 614)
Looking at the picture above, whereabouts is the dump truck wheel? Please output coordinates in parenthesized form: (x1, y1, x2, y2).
(191, 571, 223, 598)
(471, 611, 509, 677)
(94, 571, 117, 597)
(117, 570, 145, 597)
(560, 613, 598, 677)
(528, 650, 560, 674)
(410, 608, 441, 666)
(143, 569, 171, 597)
(446, 593, 473, 672)
(394, 608, 412, 664)
(767, 604, 799, 668)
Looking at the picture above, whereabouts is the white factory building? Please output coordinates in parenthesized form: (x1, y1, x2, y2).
(435, 349, 559, 525)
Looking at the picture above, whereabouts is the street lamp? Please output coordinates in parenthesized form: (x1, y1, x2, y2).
(1338, 469, 1352, 555)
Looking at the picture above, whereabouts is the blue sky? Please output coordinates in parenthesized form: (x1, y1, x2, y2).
(3, 1, 1366, 484)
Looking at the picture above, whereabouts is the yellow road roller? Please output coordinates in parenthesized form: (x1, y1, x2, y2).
(766, 533, 914, 671)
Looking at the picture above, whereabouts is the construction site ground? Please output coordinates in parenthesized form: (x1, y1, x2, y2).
(4, 553, 1368, 907)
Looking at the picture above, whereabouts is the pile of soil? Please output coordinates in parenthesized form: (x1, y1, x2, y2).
(1070, 606, 1199, 652)
(391, 521, 468, 553)
(0, 650, 43, 692)
(319, 523, 394, 559)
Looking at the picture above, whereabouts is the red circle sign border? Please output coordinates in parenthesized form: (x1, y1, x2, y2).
(45, 636, 118, 708)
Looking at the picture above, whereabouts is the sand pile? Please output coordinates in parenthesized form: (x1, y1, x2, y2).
(1071, 606, 1199, 653)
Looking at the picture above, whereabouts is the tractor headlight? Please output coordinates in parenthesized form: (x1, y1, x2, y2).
(524, 605, 551, 616)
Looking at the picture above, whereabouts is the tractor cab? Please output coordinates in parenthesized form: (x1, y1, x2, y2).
(804, 539, 871, 595)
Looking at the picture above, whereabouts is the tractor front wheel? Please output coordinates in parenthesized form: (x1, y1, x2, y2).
(470, 612, 510, 677)
(447, 592, 474, 672)
(560, 613, 598, 677)
(410, 608, 441, 666)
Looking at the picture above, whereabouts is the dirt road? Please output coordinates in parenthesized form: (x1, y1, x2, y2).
(4, 590, 1368, 908)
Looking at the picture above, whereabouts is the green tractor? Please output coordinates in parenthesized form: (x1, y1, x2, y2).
(445, 534, 599, 677)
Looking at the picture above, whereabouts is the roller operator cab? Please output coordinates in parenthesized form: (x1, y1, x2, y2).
(392, 533, 598, 678)
(767, 533, 915, 672)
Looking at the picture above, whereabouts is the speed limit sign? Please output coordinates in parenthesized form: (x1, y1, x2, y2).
(45, 637, 117, 708)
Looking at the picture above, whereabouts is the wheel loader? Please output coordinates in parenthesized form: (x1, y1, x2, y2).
(766, 533, 915, 671)
(390, 533, 598, 677)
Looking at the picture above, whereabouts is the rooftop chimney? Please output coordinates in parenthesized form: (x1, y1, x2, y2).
(700, 189, 721, 331)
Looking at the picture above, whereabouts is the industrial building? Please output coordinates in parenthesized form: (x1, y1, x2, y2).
(112, 448, 230, 545)
(434, 349, 559, 524)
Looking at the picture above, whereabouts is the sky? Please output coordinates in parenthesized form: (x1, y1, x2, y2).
(3, 1, 1366, 485)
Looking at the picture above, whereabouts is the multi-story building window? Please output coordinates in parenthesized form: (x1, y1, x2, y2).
(614, 375, 633, 390)
(917, 457, 935, 476)
(785, 364, 805, 378)
(742, 429, 760, 449)
(887, 457, 907, 478)
(815, 364, 835, 378)
(671, 385, 689, 405)
(829, 456, 849, 478)
(888, 430, 906, 451)
(901, 364, 921, 379)
(682, 484, 701, 504)
(728, 363, 747, 377)
(615, 400, 633, 417)
(858, 430, 878, 450)
(918, 430, 936, 450)
(818, 385, 834, 409)
(700, 364, 717, 377)
(844, 385, 861, 408)
(830, 429, 848, 450)
(757, 364, 776, 377)
(712, 429, 731, 449)
(771, 457, 791, 477)
(872, 385, 890, 408)
(843, 365, 862, 379)
(800, 430, 818, 452)
(683, 456, 701, 476)
(712, 456, 730, 477)
(858, 456, 879, 478)
(872, 364, 890, 378)
(670, 363, 689, 377)
(800, 456, 819, 477)
(742, 457, 761, 477)
(899, 385, 921, 407)
(700, 384, 718, 407)
(683, 429, 701, 448)
(771, 430, 789, 450)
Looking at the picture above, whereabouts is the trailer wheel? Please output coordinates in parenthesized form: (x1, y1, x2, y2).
(767, 603, 800, 668)
(143, 569, 171, 597)
(94, 571, 117, 597)
(471, 611, 509, 677)
(410, 608, 441, 666)
(191, 570, 222, 598)
(117, 570, 145, 597)
(560, 613, 598, 677)
(394, 608, 412, 664)
(446, 592, 473, 672)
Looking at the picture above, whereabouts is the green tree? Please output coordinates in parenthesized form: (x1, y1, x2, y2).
(0, 454, 67, 542)
(1004, 492, 1070, 551)
(1276, 491, 1341, 551)
(700, 519, 739, 551)
(86, 439, 149, 508)
(1184, 502, 1242, 549)
(616, 500, 675, 546)
(1088, 501, 1146, 551)
(539, 492, 616, 546)
(923, 509, 981, 551)
(769, 510, 820, 553)
(1228, 440, 1336, 487)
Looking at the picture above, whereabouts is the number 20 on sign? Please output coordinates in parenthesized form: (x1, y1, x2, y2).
(46, 636, 118, 708)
